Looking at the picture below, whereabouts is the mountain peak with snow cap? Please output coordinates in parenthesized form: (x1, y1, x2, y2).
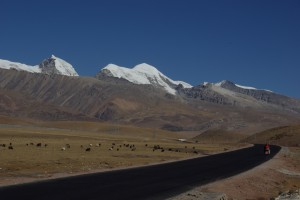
(0, 55, 78, 76)
(97, 63, 192, 95)
(133, 63, 160, 74)
(39, 55, 78, 76)
(0, 58, 40, 73)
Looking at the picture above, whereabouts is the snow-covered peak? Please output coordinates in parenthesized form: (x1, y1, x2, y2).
(103, 64, 137, 80)
(0, 56, 79, 77)
(39, 55, 78, 76)
(100, 63, 192, 95)
(214, 80, 233, 87)
(0, 59, 40, 73)
(133, 63, 160, 75)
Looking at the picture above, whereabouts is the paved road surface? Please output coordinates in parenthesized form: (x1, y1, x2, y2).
(0, 144, 280, 200)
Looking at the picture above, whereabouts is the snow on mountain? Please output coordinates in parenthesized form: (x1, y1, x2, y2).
(0, 55, 78, 76)
(215, 80, 257, 90)
(0, 59, 40, 73)
(214, 80, 272, 92)
(234, 83, 257, 90)
(39, 55, 78, 76)
(100, 63, 192, 95)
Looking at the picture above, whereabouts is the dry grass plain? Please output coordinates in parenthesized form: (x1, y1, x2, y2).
(1, 116, 299, 199)
(0, 118, 240, 186)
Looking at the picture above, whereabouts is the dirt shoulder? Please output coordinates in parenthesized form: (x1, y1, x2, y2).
(170, 146, 300, 200)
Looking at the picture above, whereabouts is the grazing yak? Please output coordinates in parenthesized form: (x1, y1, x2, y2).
(86, 147, 91, 152)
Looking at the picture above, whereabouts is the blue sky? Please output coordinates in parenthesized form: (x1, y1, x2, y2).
(1, 0, 299, 98)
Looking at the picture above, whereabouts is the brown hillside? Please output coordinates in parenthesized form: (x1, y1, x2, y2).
(1, 69, 300, 136)
(243, 125, 300, 146)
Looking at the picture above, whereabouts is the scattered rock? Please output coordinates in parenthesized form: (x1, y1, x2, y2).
(274, 189, 300, 200)
(167, 188, 227, 200)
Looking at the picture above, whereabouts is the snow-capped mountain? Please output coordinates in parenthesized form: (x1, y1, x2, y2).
(176, 79, 300, 114)
(97, 63, 192, 95)
(1, 59, 300, 135)
(39, 55, 78, 76)
(0, 59, 40, 73)
(214, 80, 272, 92)
(0, 55, 78, 76)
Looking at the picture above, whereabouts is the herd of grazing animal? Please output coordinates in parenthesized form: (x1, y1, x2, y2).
(0, 141, 199, 154)
(152, 144, 199, 154)
(0, 142, 49, 150)
(59, 142, 139, 152)
(1, 142, 15, 150)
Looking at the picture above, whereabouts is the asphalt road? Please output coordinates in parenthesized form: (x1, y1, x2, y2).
(0, 144, 280, 200)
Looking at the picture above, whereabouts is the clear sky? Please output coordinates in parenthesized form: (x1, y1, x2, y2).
(1, 0, 299, 98)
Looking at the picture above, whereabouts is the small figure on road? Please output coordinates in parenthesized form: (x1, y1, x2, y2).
(264, 143, 270, 155)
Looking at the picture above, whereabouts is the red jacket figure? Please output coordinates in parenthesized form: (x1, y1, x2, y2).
(264, 143, 270, 154)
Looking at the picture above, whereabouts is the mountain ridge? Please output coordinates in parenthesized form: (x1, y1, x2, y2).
(1, 56, 300, 137)
(0, 55, 78, 76)
(96, 63, 192, 95)
(1, 56, 288, 98)
(1, 67, 300, 136)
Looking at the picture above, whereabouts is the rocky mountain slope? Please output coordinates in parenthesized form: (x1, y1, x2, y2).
(213, 80, 300, 113)
(0, 56, 300, 138)
(177, 80, 300, 115)
(97, 63, 300, 114)
(38, 55, 78, 76)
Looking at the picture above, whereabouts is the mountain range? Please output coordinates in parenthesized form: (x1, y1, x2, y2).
(0, 56, 300, 140)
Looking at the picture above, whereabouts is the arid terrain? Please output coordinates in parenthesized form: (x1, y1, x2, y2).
(1, 2, 300, 199)
(1, 116, 299, 200)
(170, 146, 300, 200)
(0, 116, 243, 186)
(170, 125, 300, 200)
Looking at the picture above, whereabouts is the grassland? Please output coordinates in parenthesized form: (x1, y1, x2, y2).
(0, 118, 240, 185)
